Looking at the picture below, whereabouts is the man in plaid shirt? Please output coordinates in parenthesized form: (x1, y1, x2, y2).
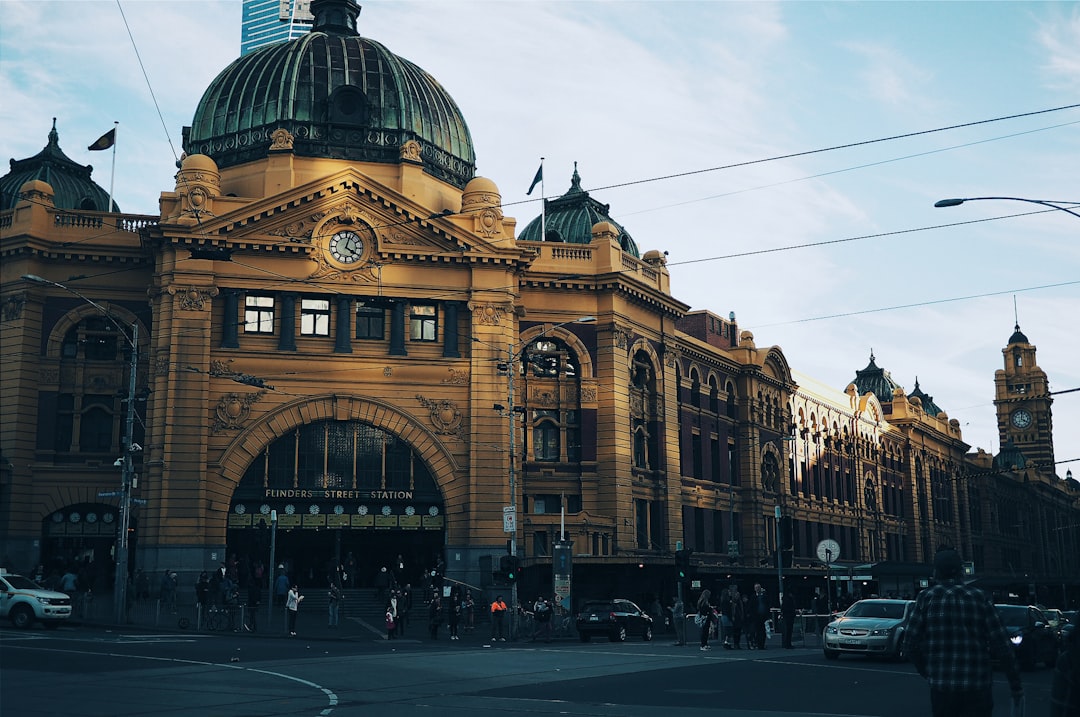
(905, 548, 1023, 717)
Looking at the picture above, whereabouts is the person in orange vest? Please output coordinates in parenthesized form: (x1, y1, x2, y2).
(490, 595, 508, 642)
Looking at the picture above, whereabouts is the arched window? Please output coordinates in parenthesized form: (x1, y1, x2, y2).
(761, 452, 780, 493)
(521, 337, 583, 463)
(630, 350, 659, 471)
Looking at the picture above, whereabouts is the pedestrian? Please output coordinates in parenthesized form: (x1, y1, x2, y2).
(728, 588, 745, 649)
(671, 594, 686, 646)
(285, 583, 304, 636)
(741, 593, 755, 649)
(385, 605, 396, 640)
(399, 585, 413, 636)
(273, 567, 289, 606)
(463, 589, 475, 633)
(904, 548, 1023, 717)
(780, 590, 796, 649)
(532, 596, 552, 642)
(448, 587, 462, 640)
(696, 589, 716, 651)
(1050, 612, 1080, 717)
(59, 566, 78, 596)
(428, 593, 442, 639)
(245, 578, 260, 632)
(752, 583, 770, 649)
(345, 552, 357, 589)
(375, 566, 391, 601)
(134, 569, 150, 601)
(328, 581, 343, 627)
(387, 590, 400, 637)
(490, 595, 508, 641)
(159, 569, 178, 613)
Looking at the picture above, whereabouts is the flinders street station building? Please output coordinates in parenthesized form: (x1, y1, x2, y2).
(2, 0, 1077, 611)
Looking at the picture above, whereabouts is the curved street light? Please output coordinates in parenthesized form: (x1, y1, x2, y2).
(22, 274, 140, 624)
(934, 196, 1080, 220)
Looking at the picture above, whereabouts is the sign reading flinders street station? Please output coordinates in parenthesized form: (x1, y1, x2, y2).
(227, 489, 444, 531)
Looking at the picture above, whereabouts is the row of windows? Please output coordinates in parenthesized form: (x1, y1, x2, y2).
(244, 295, 436, 341)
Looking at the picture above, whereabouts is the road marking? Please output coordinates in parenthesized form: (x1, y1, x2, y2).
(1, 643, 339, 715)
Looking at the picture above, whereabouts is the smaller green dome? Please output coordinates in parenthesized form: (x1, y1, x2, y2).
(908, 378, 943, 417)
(0, 119, 117, 212)
(852, 351, 903, 405)
(518, 165, 639, 257)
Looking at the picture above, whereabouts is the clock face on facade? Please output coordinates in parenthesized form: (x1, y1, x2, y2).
(816, 539, 840, 564)
(328, 229, 365, 265)
(1011, 409, 1033, 429)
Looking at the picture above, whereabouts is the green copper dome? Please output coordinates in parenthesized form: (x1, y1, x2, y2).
(518, 166, 639, 258)
(184, 0, 475, 188)
(1, 120, 117, 212)
(852, 351, 903, 405)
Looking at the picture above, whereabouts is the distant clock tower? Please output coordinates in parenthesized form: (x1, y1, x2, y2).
(993, 323, 1055, 472)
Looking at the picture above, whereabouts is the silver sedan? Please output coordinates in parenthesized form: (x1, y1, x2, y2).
(822, 599, 914, 661)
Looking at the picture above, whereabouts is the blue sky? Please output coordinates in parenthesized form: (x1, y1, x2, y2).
(1, 1, 1078, 478)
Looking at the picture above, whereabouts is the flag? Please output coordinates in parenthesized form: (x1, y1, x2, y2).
(88, 128, 116, 151)
(526, 163, 543, 195)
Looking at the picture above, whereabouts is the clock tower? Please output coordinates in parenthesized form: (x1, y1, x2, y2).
(993, 323, 1055, 472)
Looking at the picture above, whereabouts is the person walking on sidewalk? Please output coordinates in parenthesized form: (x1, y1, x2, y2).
(285, 583, 304, 636)
(328, 581, 343, 627)
(490, 595, 508, 641)
(780, 590, 796, 649)
(696, 589, 716, 651)
(905, 548, 1023, 717)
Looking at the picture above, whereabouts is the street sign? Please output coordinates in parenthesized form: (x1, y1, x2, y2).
(97, 491, 123, 498)
(502, 506, 516, 533)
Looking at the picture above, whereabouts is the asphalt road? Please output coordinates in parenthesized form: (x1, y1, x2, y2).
(1, 622, 1057, 717)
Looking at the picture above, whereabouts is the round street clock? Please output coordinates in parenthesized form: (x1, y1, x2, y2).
(328, 229, 365, 266)
(1010, 409, 1032, 429)
(816, 539, 840, 564)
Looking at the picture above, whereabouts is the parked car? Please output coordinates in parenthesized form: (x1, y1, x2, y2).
(576, 598, 653, 642)
(994, 604, 1059, 670)
(1041, 607, 1066, 638)
(822, 598, 914, 661)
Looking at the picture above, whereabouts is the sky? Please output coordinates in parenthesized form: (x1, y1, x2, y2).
(1, 1, 1078, 479)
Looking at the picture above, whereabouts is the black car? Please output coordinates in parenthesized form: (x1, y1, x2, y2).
(576, 599, 653, 642)
(994, 604, 1059, 670)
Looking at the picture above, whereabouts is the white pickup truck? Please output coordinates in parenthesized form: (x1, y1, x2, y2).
(0, 568, 72, 628)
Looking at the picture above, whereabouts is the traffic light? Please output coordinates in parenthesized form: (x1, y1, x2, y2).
(505, 555, 520, 583)
(675, 548, 693, 579)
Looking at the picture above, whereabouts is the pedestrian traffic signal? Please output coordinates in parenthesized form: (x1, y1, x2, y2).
(675, 548, 692, 579)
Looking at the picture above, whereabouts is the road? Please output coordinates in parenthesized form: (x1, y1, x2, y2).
(1, 623, 1056, 716)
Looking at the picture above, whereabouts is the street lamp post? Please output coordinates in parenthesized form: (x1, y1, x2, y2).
(23, 274, 139, 624)
(934, 196, 1080, 220)
(484, 315, 595, 636)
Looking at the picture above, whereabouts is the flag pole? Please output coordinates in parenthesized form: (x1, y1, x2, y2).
(108, 122, 118, 212)
(539, 157, 545, 242)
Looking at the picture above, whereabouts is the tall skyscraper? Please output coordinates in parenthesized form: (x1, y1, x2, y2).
(241, 0, 313, 56)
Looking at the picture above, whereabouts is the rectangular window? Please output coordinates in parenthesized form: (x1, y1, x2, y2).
(300, 298, 330, 336)
(244, 295, 275, 333)
(409, 304, 436, 341)
(355, 303, 385, 340)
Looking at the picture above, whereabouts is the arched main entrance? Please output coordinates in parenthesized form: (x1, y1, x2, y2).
(226, 418, 445, 590)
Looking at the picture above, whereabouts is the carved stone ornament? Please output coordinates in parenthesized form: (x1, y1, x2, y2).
(415, 395, 463, 435)
(472, 303, 506, 327)
(384, 228, 422, 246)
(383, 366, 393, 377)
(154, 351, 170, 377)
(473, 209, 502, 238)
(308, 211, 381, 282)
(38, 367, 60, 384)
(442, 368, 470, 385)
(269, 127, 295, 150)
(400, 139, 422, 162)
(531, 388, 557, 407)
(580, 385, 597, 403)
(168, 285, 219, 311)
(2, 294, 25, 321)
(266, 212, 328, 244)
(213, 391, 265, 433)
(613, 329, 630, 350)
